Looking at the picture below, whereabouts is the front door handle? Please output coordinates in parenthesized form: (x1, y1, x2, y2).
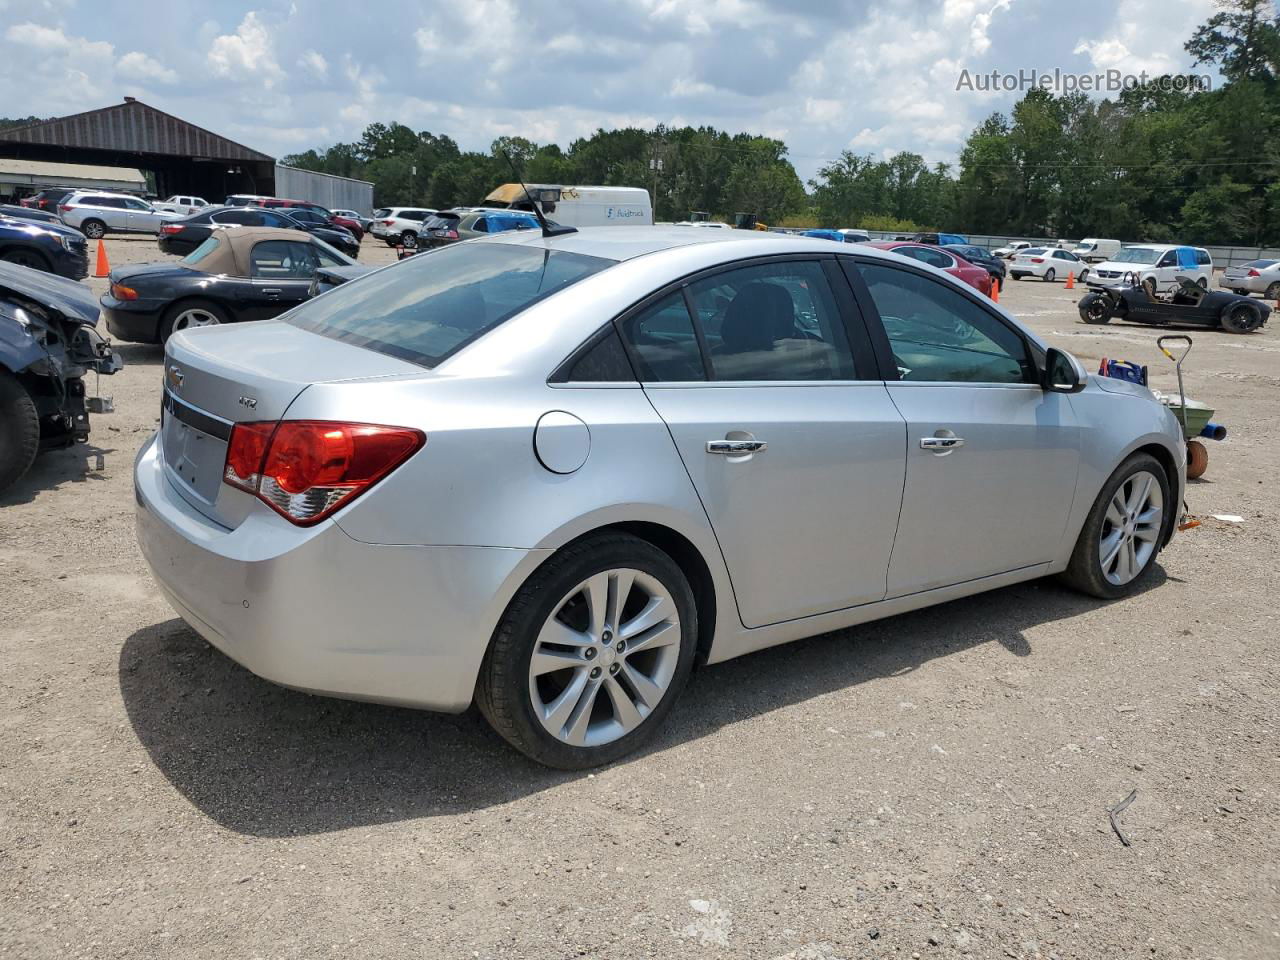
(262, 288, 282, 297)
(920, 436, 965, 451)
(707, 440, 767, 455)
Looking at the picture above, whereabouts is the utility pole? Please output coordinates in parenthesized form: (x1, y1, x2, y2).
(648, 138, 667, 218)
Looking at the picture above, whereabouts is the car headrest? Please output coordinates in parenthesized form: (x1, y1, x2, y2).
(719, 282, 794, 352)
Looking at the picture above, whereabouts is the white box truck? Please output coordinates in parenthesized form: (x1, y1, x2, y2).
(1073, 238, 1122, 262)
(483, 184, 652, 227)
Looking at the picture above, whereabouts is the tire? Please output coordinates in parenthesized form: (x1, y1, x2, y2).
(476, 532, 698, 769)
(1078, 268, 1089, 283)
(1012, 273, 1024, 281)
(1079, 294, 1111, 324)
(159, 298, 230, 343)
(80, 219, 106, 240)
(1043, 268, 1055, 283)
(1, 248, 52, 272)
(0, 371, 40, 494)
(1186, 440, 1208, 480)
(400, 230, 418, 248)
(383, 239, 398, 247)
(1060, 453, 1170, 600)
(1220, 301, 1262, 334)
(1265, 282, 1280, 301)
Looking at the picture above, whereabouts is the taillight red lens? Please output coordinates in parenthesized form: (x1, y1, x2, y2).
(110, 282, 138, 301)
(223, 421, 275, 491)
(1031, 257, 1044, 263)
(59, 204, 72, 212)
(446, 230, 459, 239)
(161, 224, 183, 234)
(1247, 268, 1260, 277)
(381, 219, 395, 226)
(222, 421, 424, 525)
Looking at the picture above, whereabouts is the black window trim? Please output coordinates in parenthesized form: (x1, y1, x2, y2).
(551, 252, 883, 385)
(840, 255, 1046, 385)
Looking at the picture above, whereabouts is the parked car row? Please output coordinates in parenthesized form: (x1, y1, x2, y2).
(156, 205, 361, 259)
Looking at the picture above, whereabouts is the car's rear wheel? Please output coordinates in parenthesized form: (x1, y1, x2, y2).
(1043, 268, 1056, 283)
(1061, 453, 1168, 599)
(80, 219, 106, 240)
(159, 299, 229, 343)
(1, 248, 52, 272)
(400, 230, 417, 248)
(1221, 301, 1263, 334)
(477, 532, 697, 769)
(1078, 268, 1089, 283)
(0, 371, 40, 494)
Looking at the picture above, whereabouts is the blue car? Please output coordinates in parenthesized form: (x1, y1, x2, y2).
(803, 228, 858, 243)
(0, 214, 91, 280)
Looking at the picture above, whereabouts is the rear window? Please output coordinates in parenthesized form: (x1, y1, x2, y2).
(1245, 259, 1277, 268)
(288, 242, 613, 368)
(1195, 249, 1212, 266)
(183, 236, 221, 265)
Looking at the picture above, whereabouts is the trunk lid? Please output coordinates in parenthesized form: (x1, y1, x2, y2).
(159, 321, 426, 527)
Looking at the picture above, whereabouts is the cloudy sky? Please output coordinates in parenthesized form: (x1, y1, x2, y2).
(0, 0, 1219, 182)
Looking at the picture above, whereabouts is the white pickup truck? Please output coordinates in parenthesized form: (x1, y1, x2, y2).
(152, 195, 209, 216)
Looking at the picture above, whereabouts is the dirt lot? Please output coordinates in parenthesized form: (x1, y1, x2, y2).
(2, 237, 1277, 960)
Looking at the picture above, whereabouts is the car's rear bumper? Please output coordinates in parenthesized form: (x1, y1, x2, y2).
(1218, 275, 1264, 293)
(102, 298, 165, 343)
(133, 433, 544, 712)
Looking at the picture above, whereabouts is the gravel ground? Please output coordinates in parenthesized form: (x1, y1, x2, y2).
(2, 237, 1277, 960)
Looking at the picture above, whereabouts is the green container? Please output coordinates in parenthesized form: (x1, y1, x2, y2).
(1164, 398, 1214, 437)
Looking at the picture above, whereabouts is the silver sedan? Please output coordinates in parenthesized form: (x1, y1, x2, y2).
(135, 227, 1186, 768)
(1219, 258, 1280, 299)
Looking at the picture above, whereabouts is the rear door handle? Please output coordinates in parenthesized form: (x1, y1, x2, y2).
(262, 288, 282, 296)
(920, 436, 965, 451)
(707, 440, 767, 455)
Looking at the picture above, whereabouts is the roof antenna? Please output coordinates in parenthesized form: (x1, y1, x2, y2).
(499, 150, 576, 238)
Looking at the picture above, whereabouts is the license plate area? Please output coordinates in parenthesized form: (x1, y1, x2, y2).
(161, 389, 231, 504)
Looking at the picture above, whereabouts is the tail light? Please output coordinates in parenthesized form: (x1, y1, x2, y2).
(381, 219, 395, 226)
(223, 420, 425, 526)
(110, 282, 138, 301)
(1247, 268, 1260, 277)
(160, 224, 184, 235)
(445, 229, 459, 239)
(1030, 257, 1045, 263)
(59, 204, 73, 212)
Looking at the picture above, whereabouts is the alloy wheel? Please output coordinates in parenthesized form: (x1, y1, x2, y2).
(83, 221, 105, 239)
(171, 307, 221, 332)
(1098, 470, 1163, 586)
(1044, 268, 1055, 282)
(528, 568, 681, 748)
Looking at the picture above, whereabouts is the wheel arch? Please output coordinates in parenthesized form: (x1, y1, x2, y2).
(1134, 440, 1181, 547)
(0, 244, 52, 269)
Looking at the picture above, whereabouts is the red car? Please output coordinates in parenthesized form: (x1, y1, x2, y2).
(868, 241, 993, 297)
(254, 197, 364, 241)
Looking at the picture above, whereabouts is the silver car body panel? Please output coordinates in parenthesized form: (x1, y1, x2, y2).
(1219, 260, 1280, 295)
(135, 227, 1185, 711)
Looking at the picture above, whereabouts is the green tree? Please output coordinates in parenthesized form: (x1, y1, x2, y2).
(1186, 0, 1280, 81)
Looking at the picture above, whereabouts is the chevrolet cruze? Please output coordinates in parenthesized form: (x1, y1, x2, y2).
(135, 227, 1185, 768)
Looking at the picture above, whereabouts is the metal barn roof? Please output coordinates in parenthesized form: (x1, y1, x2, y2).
(0, 98, 273, 162)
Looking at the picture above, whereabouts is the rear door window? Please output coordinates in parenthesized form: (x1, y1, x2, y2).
(618, 293, 707, 381)
(288, 243, 612, 367)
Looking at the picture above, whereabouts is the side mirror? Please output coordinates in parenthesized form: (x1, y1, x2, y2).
(1043, 347, 1087, 393)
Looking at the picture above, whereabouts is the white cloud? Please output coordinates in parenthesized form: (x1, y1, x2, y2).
(298, 49, 328, 78)
(116, 51, 177, 84)
(207, 11, 284, 86)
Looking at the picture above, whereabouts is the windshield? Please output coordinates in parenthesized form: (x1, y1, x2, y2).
(288, 242, 613, 368)
(183, 236, 221, 265)
(1111, 248, 1161, 264)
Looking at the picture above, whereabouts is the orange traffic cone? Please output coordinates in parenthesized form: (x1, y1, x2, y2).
(990, 278, 1000, 303)
(93, 239, 110, 278)
(1065, 270, 1075, 289)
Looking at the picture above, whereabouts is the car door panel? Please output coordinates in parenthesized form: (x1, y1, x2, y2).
(883, 383, 1079, 595)
(647, 383, 906, 625)
(620, 259, 907, 628)
(849, 258, 1081, 596)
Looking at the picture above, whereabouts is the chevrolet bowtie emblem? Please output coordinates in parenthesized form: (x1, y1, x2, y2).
(166, 365, 184, 390)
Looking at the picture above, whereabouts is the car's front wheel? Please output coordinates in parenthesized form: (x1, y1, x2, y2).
(80, 219, 106, 240)
(477, 532, 697, 769)
(0, 371, 39, 493)
(1061, 453, 1169, 599)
